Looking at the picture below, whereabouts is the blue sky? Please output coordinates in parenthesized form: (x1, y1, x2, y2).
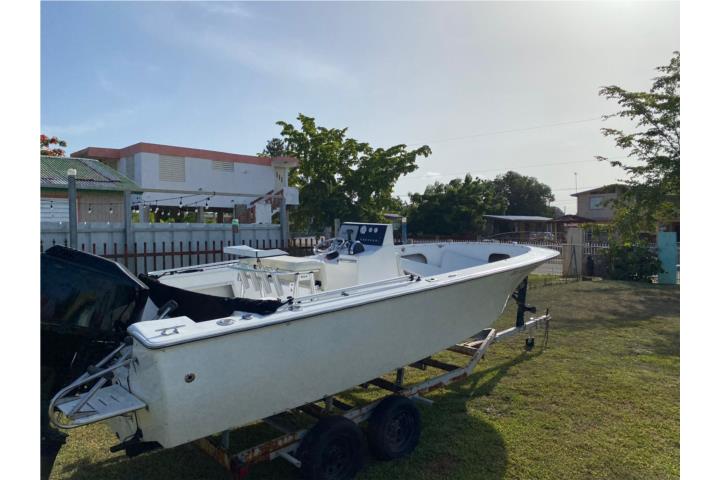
(41, 1, 679, 213)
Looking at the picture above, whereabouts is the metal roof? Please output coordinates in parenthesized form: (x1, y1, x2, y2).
(40, 156, 142, 192)
(570, 184, 623, 197)
(551, 214, 596, 223)
(483, 215, 553, 222)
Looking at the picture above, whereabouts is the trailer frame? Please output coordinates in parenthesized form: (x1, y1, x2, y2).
(195, 310, 551, 479)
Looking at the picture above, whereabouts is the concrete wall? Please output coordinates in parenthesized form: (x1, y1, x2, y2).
(575, 192, 617, 221)
(117, 152, 277, 208)
(41, 222, 283, 274)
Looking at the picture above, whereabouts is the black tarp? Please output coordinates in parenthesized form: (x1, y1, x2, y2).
(41, 246, 150, 478)
(138, 273, 285, 321)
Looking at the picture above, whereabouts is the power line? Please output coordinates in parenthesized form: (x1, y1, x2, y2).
(405, 156, 629, 181)
(406, 116, 604, 147)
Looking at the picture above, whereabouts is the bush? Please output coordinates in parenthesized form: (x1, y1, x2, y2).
(602, 242, 663, 282)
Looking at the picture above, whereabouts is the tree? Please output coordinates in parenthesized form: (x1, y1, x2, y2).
(406, 174, 508, 237)
(274, 114, 431, 232)
(41, 134, 67, 157)
(596, 52, 680, 238)
(260, 137, 287, 157)
(405, 171, 555, 237)
(490, 171, 555, 217)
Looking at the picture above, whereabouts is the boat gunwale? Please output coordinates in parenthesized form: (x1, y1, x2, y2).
(129, 245, 558, 350)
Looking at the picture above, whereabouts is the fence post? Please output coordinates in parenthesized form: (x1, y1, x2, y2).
(279, 196, 289, 248)
(123, 191, 133, 261)
(67, 168, 78, 249)
(563, 227, 584, 277)
(657, 231, 678, 284)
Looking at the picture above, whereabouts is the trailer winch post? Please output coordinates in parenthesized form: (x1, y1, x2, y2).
(514, 277, 536, 329)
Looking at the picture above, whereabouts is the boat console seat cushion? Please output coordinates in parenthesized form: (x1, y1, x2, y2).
(257, 256, 324, 273)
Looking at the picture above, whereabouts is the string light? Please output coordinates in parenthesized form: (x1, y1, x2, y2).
(88, 205, 92, 214)
(109, 206, 114, 215)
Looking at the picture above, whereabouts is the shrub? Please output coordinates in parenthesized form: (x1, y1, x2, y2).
(602, 241, 663, 282)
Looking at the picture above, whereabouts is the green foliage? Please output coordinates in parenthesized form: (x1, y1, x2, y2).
(259, 138, 287, 157)
(406, 171, 555, 237)
(407, 174, 507, 237)
(602, 242, 663, 282)
(597, 52, 680, 239)
(491, 171, 555, 216)
(274, 114, 431, 232)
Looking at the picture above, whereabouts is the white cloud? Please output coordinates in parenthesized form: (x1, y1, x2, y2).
(42, 119, 106, 136)
(138, 8, 351, 86)
(200, 2, 253, 18)
(424, 171, 441, 178)
(42, 107, 139, 136)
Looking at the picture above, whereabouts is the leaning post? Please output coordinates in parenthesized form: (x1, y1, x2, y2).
(67, 168, 78, 249)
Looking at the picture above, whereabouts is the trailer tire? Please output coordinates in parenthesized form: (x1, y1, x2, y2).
(367, 395, 421, 460)
(297, 416, 366, 480)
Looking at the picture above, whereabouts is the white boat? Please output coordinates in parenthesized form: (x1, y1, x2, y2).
(50, 222, 558, 452)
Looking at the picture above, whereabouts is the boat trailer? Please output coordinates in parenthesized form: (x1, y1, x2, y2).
(193, 309, 552, 479)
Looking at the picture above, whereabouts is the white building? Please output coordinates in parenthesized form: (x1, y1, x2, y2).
(72, 143, 298, 223)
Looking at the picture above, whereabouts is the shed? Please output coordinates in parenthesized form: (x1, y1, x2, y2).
(482, 215, 553, 239)
(41, 156, 142, 223)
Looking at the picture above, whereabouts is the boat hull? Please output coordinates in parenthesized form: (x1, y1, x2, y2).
(110, 262, 536, 448)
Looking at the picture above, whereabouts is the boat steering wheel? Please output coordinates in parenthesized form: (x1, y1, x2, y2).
(313, 237, 347, 255)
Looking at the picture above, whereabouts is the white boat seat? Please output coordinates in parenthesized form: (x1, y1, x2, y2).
(257, 256, 323, 273)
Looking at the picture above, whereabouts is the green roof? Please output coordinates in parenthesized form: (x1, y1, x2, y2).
(40, 156, 142, 192)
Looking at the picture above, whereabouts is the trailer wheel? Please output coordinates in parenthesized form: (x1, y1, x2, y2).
(297, 416, 366, 480)
(367, 395, 421, 460)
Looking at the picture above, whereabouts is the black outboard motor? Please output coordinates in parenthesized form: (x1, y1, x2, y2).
(41, 246, 149, 478)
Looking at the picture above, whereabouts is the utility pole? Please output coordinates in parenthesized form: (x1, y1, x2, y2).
(67, 168, 78, 249)
(574, 172, 578, 194)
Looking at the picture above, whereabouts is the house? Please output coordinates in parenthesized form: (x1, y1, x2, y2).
(571, 184, 679, 241)
(549, 214, 596, 242)
(482, 215, 553, 239)
(41, 155, 142, 223)
(570, 184, 624, 222)
(71, 142, 299, 223)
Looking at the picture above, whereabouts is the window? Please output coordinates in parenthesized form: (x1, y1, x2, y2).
(159, 155, 186, 182)
(589, 196, 605, 210)
(212, 160, 234, 172)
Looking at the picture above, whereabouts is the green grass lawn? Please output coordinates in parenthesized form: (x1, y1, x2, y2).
(50, 280, 679, 480)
